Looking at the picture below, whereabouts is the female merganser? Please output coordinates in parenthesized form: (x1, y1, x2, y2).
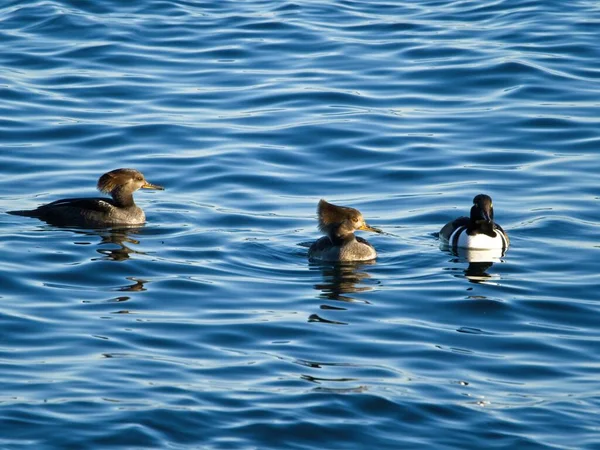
(8, 168, 164, 228)
(439, 194, 509, 250)
(308, 199, 380, 261)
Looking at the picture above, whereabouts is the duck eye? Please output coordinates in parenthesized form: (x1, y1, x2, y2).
(352, 217, 358, 223)
(136, 176, 143, 181)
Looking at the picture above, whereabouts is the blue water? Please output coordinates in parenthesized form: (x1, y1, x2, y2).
(1, 0, 600, 448)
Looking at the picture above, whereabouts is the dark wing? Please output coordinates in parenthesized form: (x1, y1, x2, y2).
(11, 197, 115, 226)
(309, 236, 333, 255)
(39, 197, 114, 212)
(439, 216, 469, 241)
(8, 197, 109, 217)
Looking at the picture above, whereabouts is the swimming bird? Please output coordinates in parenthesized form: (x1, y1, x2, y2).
(439, 194, 509, 250)
(8, 168, 164, 228)
(308, 199, 380, 261)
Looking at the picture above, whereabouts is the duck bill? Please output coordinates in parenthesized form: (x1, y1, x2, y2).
(481, 209, 491, 223)
(141, 181, 164, 190)
(475, 209, 492, 225)
(358, 223, 382, 234)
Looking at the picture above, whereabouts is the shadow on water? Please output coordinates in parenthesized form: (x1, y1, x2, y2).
(307, 260, 376, 325)
(43, 225, 149, 261)
(20, 224, 153, 304)
(93, 227, 148, 262)
(115, 277, 147, 292)
(295, 261, 387, 394)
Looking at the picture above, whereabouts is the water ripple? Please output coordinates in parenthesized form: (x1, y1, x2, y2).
(1, 0, 600, 448)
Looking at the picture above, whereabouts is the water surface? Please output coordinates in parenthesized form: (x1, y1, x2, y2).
(1, 1, 600, 448)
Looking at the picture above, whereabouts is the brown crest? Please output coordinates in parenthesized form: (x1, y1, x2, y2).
(317, 199, 358, 232)
(97, 168, 140, 193)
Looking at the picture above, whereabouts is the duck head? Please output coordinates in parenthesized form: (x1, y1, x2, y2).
(97, 168, 164, 206)
(317, 199, 380, 242)
(469, 194, 499, 238)
(470, 194, 494, 224)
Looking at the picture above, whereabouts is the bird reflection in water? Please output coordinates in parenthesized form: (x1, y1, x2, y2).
(308, 261, 376, 324)
(441, 243, 507, 284)
(92, 227, 148, 261)
(110, 277, 148, 314)
(116, 277, 147, 292)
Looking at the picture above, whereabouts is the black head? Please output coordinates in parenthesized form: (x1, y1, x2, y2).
(317, 199, 380, 242)
(470, 194, 494, 225)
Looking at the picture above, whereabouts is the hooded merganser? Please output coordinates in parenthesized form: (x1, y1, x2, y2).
(8, 168, 164, 228)
(308, 199, 380, 262)
(439, 194, 509, 250)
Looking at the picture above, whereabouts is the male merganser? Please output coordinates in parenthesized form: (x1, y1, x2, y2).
(439, 194, 509, 250)
(308, 199, 380, 261)
(8, 168, 164, 228)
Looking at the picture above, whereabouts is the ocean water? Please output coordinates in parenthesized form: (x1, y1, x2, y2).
(1, 0, 599, 448)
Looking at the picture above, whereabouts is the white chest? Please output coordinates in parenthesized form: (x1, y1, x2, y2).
(449, 227, 508, 250)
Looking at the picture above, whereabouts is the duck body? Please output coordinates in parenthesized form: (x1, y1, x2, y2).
(441, 216, 508, 250)
(12, 197, 147, 228)
(8, 168, 163, 228)
(308, 199, 380, 262)
(309, 235, 377, 262)
(439, 194, 509, 251)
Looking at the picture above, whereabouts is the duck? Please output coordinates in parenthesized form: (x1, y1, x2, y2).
(8, 168, 164, 228)
(308, 199, 380, 261)
(439, 194, 509, 250)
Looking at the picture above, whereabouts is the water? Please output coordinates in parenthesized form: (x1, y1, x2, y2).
(1, 0, 599, 448)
